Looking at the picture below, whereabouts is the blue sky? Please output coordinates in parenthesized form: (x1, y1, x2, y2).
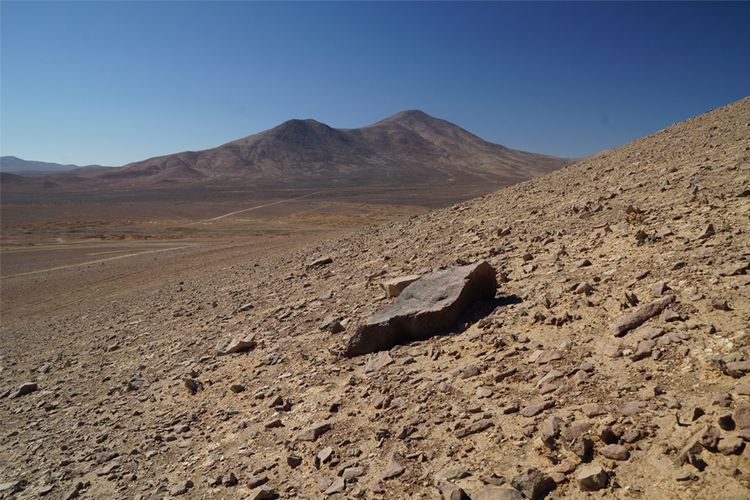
(1, 1, 748, 166)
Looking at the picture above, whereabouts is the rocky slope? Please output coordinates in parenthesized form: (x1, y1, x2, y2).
(1, 111, 568, 192)
(1, 97, 749, 499)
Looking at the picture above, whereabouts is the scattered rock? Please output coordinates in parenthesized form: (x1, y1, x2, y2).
(170, 480, 193, 496)
(599, 444, 630, 461)
(320, 316, 345, 333)
(521, 399, 555, 417)
(609, 295, 675, 336)
(735, 403, 750, 429)
(455, 418, 494, 438)
(472, 486, 523, 499)
(296, 422, 332, 441)
(324, 477, 345, 495)
(723, 361, 750, 378)
(381, 454, 406, 480)
(365, 351, 394, 374)
(308, 256, 333, 269)
(699, 425, 720, 451)
(651, 281, 669, 297)
(248, 487, 275, 500)
(11, 382, 38, 398)
(718, 436, 744, 455)
(217, 336, 257, 355)
(183, 378, 203, 395)
(510, 468, 555, 500)
(631, 339, 656, 361)
(576, 464, 609, 491)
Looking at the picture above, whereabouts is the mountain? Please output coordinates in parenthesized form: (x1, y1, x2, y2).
(2, 110, 569, 191)
(0, 156, 106, 175)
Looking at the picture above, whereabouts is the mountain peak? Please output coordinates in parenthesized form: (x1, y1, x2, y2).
(381, 109, 435, 123)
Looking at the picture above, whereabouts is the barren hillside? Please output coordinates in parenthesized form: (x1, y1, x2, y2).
(1, 97, 749, 499)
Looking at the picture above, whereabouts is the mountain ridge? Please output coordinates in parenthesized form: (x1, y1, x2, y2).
(2, 110, 570, 192)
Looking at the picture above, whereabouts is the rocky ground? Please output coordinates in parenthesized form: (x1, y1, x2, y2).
(1, 97, 749, 499)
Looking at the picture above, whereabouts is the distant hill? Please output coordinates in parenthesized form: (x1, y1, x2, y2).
(1, 110, 570, 192)
(0, 156, 108, 175)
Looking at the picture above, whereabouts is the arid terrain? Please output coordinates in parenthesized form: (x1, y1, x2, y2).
(1, 96, 750, 500)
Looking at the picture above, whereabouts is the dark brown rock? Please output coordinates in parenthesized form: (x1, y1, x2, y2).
(735, 403, 750, 429)
(296, 422, 331, 442)
(12, 382, 38, 398)
(521, 399, 555, 417)
(455, 418, 494, 438)
(608, 295, 675, 337)
(345, 261, 497, 356)
(510, 468, 555, 499)
(217, 337, 257, 355)
(599, 444, 629, 461)
(576, 464, 608, 491)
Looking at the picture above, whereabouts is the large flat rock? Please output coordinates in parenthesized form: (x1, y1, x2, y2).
(345, 261, 497, 356)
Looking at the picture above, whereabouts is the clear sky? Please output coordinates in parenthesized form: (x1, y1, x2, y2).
(1, 1, 748, 166)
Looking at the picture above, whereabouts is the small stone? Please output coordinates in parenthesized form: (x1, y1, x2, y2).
(575, 258, 592, 268)
(621, 429, 642, 443)
(247, 475, 268, 488)
(724, 361, 750, 378)
(566, 436, 594, 460)
(576, 464, 608, 491)
(521, 399, 555, 417)
(324, 477, 345, 495)
(296, 422, 331, 442)
(264, 419, 283, 429)
(599, 444, 629, 461)
(631, 339, 656, 361)
(700, 425, 720, 451)
(12, 382, 38, 398)
(248, 488, 275, 500)
(342, 467, 365, 480)
(315, 447, 334, 468)
(455, 419, 494, 439)
(222, 472, 238, 487)
(609, 295, 675, 337)
(674, 467, 697, 482)
(472, 486, 522, 499)
(230, 384, 246, 393)
(717, 436, 744, 455)
(735, 403, 750, 429)
(434, 466, 470, 483)
(620, 401, 646, 416)
(308, 256, 333, 269)
(697, 223, 715, 240)
(476, 387, 493, 399)
(712, 299, 731, 311)
(381, 454, 405, 480)
(320, 316, 345, 333)
(510, 468, 555, 500)
(217, 337, 257, 355)
(183, 378, 203, 395)
(581, 403, 605, 417)
(170, 480, 193, 496)
(540, 416, 562, 448)
(651, 281, 669, 297)
(287, 455, 303, 468)
(365, 351, 394, 374)
(662, 309, 682, 322)
(717, 414, 735, 431)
